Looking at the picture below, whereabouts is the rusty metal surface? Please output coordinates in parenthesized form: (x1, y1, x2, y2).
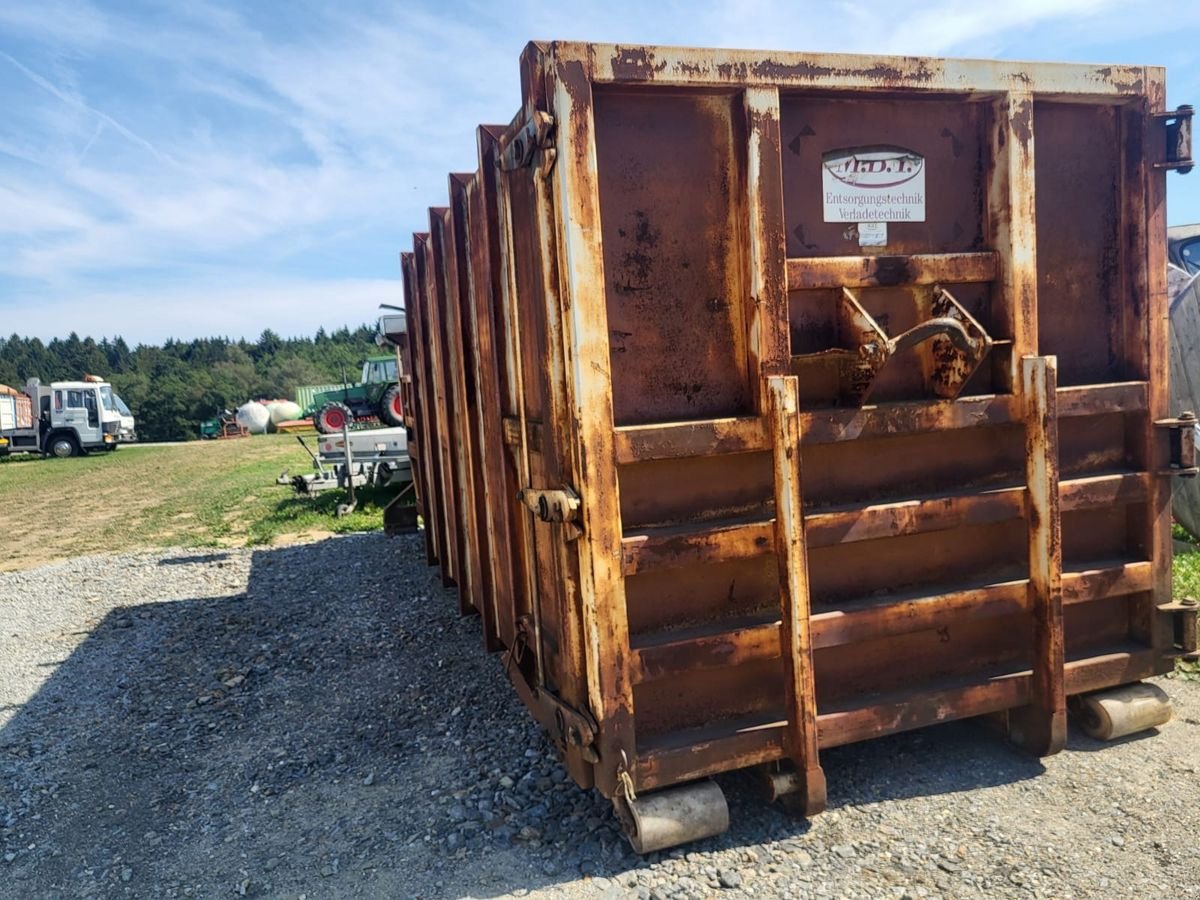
(1034, 102, 1122, 385)
(592, 88, 753, 425)
(400, 41, 1183, 836)
(425, 210, 465, 597)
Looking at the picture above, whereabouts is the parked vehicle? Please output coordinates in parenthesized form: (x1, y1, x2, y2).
(1169, 223, 1200, 274)
(307, 355, 404, 434)
(0, 377, 136, 457)
(198, 409, 249, 440)
(280, 426, 412, 494)
(401, 41, 1197, 853)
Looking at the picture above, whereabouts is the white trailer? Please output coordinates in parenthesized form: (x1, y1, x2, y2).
(279, 426, 412, 495)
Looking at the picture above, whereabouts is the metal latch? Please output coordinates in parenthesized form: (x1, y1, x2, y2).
(1159, 597, 1199, 660)
(1156, 411, 1198, 476)
(1155, 105, 1193, 173)
(498, 111, 555, 172)
(520, 486, 581, 524)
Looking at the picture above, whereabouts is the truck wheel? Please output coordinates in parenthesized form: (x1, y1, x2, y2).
(379, 384, 404, 427)
(47, 434, 80, 458)
(315, 401, 354, 434)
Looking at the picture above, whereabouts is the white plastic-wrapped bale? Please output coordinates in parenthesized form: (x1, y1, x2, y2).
(269, 400, 303, 424)
(236, 402, 271, 434)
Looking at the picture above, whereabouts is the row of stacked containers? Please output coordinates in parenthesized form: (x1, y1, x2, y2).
(398, 41, 1196, 850)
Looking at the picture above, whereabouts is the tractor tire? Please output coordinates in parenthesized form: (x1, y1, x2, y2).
(315, 401, 355, 435)
(379, 384, 404, 427)
(46, 434, 81, 458)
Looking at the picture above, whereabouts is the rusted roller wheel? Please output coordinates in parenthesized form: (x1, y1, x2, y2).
(1076, 682, 1172, 741)
(615, 779, 729, 854)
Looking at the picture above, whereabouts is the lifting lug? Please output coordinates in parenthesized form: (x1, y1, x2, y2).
(1155, 411, 1198, 477)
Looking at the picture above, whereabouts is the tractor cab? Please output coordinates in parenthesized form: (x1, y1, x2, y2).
(361, 356, 398, 385)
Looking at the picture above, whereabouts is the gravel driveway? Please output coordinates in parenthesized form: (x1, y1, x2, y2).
(1, 533, 1198, 899)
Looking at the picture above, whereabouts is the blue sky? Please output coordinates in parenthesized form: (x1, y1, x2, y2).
(3, 0, 1200, 343)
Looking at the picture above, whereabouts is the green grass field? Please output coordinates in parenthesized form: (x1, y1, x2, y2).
(0, 435, 401, 570)
(1172, 528, 1200, 679)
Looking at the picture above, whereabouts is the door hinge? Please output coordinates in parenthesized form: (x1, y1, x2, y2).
(1156, 411, 1198, 476)
(1155, 105, 1193, 173)
(498, 110, 556, 172)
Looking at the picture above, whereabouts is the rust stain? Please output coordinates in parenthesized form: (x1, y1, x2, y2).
(608, 45, 666, 80)
(1011, 100, 1034, 147)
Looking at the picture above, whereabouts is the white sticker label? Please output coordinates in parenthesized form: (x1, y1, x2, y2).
(822, 146, 925, 223)
(858, 222, 888, 246)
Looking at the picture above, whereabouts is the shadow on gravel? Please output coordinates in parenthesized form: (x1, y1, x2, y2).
(157, 553, 232, 566)
(1064, 724, 1163, 752)
(0, 533, 1052, 899)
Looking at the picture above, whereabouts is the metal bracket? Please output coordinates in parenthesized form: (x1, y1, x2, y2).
(1155, 411, 1198, 477)
(520, 486, 581, 524)
(1159, 597, 1199, 659)
(1154, 105, 1193, 173)
(534, 688, 600, 763)
(792, 285, 993, 406)
(500, 626, 599, 761)
(498, 111, 555, 172)
(927, 285, 994, 398)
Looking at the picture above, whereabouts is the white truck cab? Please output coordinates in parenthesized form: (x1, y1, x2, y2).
(0, 377, 136, 457)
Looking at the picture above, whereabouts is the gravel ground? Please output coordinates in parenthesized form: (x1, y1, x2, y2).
(1, 533, 1197, 899)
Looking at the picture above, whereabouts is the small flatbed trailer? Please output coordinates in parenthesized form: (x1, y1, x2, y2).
(280, 426, 412, 496)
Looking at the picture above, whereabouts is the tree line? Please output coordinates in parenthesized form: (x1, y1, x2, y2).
(0, 327, 381, 442)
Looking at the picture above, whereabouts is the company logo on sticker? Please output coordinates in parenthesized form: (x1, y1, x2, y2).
(822, 145, 926, 223)
(822, 147, 924, 189)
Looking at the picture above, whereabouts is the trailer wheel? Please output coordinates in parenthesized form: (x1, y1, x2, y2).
(47, 434, 80, 458)
(315, 402, 354, 434)
(379, 384, 404, 427)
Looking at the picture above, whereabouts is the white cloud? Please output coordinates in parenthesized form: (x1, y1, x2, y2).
(878, 0, 1120, 57)
(0, 183, 92, 234)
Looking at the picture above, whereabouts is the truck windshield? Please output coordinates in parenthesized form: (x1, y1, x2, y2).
(99, 386, 132, 415)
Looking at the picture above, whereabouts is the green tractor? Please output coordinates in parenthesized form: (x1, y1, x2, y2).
(308, 355, 404, 434)
(198, 409, 248, 439)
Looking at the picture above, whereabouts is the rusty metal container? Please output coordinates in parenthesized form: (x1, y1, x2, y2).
(402, 42, 1197, 850)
